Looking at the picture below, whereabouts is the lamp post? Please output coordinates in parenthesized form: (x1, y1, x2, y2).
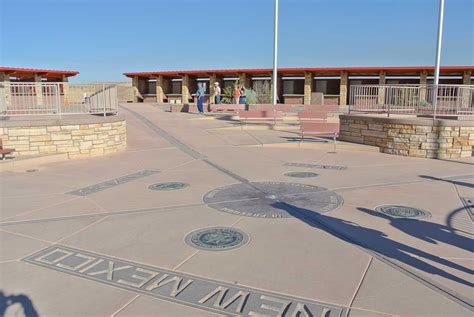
(272, 0, 279, 105)
(432, 0, 445, 119)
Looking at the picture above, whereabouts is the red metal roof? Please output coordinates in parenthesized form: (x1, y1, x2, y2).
(124, 66, 473, 78)
(0, 67, 79, 78)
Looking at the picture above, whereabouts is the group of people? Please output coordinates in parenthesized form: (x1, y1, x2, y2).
(194, 82, 247, 114)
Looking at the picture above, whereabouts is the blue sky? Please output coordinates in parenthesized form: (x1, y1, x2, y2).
(1, 0, 473, 82)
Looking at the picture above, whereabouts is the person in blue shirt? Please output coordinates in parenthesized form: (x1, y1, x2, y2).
(196, 83, 205, 114)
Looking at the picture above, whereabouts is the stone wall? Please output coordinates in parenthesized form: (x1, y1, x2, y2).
(0, 116, 126, 159)
(339, 115, 474, 159)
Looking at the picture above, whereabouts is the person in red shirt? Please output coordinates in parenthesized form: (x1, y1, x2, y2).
(233, 85, 240, 104)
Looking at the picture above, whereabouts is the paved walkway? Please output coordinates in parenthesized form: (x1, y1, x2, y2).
(1, 103, 472, 317)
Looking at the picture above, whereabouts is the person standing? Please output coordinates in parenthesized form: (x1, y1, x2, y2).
(214, 82, 221, 104)
(239, 87, 246, 104)
(233, 85, 240, 104)
(196, 82, 205, 114)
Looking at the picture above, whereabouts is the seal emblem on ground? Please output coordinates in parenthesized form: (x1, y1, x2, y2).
(185, 227, 249, 251)
(375, 205, 431, 219)
(148, 182, 189, 191)
(203, 181, 343, 218)
(284, 171, 319, 178)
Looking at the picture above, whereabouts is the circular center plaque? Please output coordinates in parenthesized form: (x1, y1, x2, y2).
(185, 227, 249, 251)
(203, 181, 343, 218)
(284, 172, 319, 178)
(375, 205, 431, 219)
(148, 182, 189, 191)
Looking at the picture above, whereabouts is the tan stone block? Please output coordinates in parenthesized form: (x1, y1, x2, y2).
(80, 124, 90, 130)
(462, 145, 473, 151)
(368, 123, 384, 131)
(393, 137, 409, 143)
(447, 148, 461, 154)
(383, 148, 409, 156)
(339, 135, 364, 143)
(9, 140, 29, 145)
(7, 128, 30, 137)
(453, 138, 469, 146)
(409, 135, 427, 142)
(415, 126, 432, 133)
(30, 142, 46, 147)
(438, 131, 452, 137)
(57, 147, 80, 154)
(61, 125, 80, 131)
(84, 134, 98, 141)
(71, 129, 95, 136)
(394, 143, 409, 150)
(30, 135, 51, 142)
(47, 126, 61, 132)
(53, 140, 74, 146)
(461, 150, 473, 157)
(421, 143, 440, 150)
(51, 133, 71, 141)
(361, 129, 387, 138)
(38, 145, 57, 153)
(340, 125, 350, 132)
(409, 149, 427, 157)
(79, 141, 93, 150)
(349, 124, 368, 129)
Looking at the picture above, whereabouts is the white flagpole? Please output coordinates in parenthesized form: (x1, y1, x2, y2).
(272, 0, 279, 105)
(433, 0, 445, 119)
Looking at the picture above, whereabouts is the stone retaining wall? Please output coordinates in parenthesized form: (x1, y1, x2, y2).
(339, 115, 474, 159)
(0, 116, 126, 159)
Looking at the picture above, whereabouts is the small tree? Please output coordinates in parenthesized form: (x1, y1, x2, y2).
(252, 80, 272, 104)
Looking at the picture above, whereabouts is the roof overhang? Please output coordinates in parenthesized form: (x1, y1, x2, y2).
(0, 67, 79, 80)
(123, 66, 474, 79)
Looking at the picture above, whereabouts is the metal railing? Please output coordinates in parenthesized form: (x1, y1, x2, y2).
(349, 84, 474, 119)
(0, 82, 118, 117)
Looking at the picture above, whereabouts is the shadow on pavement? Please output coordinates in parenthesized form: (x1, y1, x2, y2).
(0, 291, 39, 317)
(271, 202, 474, 288)
(357, 207, 473, 253)
(419, 174, 474, 188)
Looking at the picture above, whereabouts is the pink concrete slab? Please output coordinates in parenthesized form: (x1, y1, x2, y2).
(0, 230, 50, 261)
(178, 216, 372, 307)
(60, 205, 240, 270)
(0, 194, 73, 221)
(4, 196, 105, 222)
(0, 261, 136, 316)
(2, 215, 106, 242)
(351, 258, 472, 316)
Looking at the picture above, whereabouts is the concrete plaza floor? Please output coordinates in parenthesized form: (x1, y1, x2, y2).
(0, 103, 473, 317)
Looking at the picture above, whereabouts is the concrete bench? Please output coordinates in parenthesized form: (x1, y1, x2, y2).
(210, 104, 246, 112)
(0, 139, 15, 160)
(239, 110, 283, 127)
(298, 122, 339, 146)
(304, 104, 339, 112)
(252, 104, 293, 112)
(298, 111, 328, 121)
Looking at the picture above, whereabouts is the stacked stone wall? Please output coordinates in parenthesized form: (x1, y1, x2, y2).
(339, 115, 473, 159)
(0, 118, 126, 159)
